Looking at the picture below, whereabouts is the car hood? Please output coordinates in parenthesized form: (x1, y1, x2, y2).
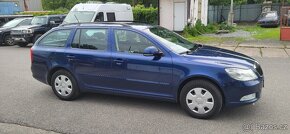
(12, 25, 40, 30)
(0, 27, 12, 32)
(258, 17, 277, 22)
(183, 45, 256, 68)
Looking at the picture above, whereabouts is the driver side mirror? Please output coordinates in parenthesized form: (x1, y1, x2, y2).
(143, 46, 163, 57)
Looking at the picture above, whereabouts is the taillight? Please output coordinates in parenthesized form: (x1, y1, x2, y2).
(30, 48, 33, 63)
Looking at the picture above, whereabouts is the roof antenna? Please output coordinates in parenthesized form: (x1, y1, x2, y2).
(74, 14, 80, 23)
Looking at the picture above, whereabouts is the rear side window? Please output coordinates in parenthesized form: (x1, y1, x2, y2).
(38, 29, 71, 47)
(72, 29, 108, 50)
(107, 13, 116, 22)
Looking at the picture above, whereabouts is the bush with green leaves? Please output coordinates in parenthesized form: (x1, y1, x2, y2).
(183, 20, 236, 37)
(17, 8, 68, 16)
(133, 4, 158, 24)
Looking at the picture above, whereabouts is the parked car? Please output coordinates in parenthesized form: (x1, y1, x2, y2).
(31, 23, 264, 119)
(257, 11, 279, 27)
(0, 15, 33, 26)
(0, 17, 32, 46)
(63, 3, 133, 24)
(11, 15, 66, 47)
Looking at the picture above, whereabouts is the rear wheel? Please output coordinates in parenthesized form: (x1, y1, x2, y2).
(4, 35, 14, 46)
(51, 70, 80, 101)
(180, 80, 223, 119)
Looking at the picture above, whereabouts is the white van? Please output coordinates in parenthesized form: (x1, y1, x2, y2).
(63, 3, 134, 24)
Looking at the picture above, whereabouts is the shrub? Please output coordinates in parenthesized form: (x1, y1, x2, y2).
(133, 4, 158, 24)
(17, 8, 68, 16)
(183, 20, 236, 37)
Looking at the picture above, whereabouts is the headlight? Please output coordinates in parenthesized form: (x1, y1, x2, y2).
(22, 29, 34, 34)
(0, 31, 2, 33)
(225, 68, 258, 81)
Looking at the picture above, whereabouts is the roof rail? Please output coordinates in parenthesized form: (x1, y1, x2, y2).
(59, 21, 135, 27)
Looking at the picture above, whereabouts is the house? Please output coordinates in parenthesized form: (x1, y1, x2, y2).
(158, 0, 208, 31)
(0, 0, 42, 13)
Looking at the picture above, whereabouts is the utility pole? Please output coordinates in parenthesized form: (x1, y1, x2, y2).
(227, 0, 234, 25)
(23, 0, 28, 11)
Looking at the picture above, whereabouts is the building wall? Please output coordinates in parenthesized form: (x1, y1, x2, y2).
(159, 0, 187, 31)
(0, 0, 43, 11)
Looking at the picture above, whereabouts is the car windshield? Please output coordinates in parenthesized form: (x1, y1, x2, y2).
(262, 12, 277, 18)
(2, 19, 24, 28)
(31, 17, 48, 25)
(63, 11, 95, 23)
(145, 26, 197, 54)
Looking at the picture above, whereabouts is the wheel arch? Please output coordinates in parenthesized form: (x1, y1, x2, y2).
(47, 66, 74, 86)
(177, 75, 225, 104)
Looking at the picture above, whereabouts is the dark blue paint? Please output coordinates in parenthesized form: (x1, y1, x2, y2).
(31, 24, 264, 107)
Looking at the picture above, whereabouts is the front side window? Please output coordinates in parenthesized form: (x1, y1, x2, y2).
(114, 30, 155, 54)
(39, 29, 71, 47)
(72, 29, 108, 50)
(95, 12, 104, 22)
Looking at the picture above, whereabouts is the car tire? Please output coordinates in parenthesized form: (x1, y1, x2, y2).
(17, 43, 28, 47)
(4, 35, 14, 46)
(51, 70, 80, 101)
(33, 34, 42, 43)
(180, 79, 223, 119)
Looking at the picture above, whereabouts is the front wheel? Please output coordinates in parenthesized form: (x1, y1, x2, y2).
(180, 80, 223, 119)
(4, 35, 14, 46)
(51, 70, 80, 101)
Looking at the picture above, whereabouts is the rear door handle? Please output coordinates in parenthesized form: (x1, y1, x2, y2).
(114, 59, 124, 65)
(66, 55, 75, 61)
(66, 55, 75, 58)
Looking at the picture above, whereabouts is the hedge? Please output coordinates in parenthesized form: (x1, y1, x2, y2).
(133, 5, 158, 24)
(17, 5, 158, 24)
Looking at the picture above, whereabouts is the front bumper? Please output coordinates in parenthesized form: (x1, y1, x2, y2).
(258, 21, 279, 27)
(11, 34, 33, 43)
(0, 33, 4, 44)
(223, 77, 264, 107)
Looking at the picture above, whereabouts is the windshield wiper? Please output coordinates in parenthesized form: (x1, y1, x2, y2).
(180, 44, 203, 55)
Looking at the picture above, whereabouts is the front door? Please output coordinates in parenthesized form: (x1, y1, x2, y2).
(174, 2, 186, 31)
(111, 29, 173, 97)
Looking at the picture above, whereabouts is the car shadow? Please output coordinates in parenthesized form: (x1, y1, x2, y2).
(40, 88, 261, 120)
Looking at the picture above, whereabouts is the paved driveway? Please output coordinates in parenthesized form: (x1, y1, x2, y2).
(0, 46, 289, 134)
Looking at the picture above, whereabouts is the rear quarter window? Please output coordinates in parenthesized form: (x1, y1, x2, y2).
(38, 29, 71, 47)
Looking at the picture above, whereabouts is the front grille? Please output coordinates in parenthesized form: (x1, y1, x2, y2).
(254, 62, 263, 76)
(11, 30, 24, 35)
(12, 35, 25, 38)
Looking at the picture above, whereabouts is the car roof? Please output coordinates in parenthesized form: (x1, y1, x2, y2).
(58, 22, 154, 31)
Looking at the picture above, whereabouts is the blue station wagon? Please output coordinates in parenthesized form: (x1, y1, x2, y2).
(31, 23, 264, 119)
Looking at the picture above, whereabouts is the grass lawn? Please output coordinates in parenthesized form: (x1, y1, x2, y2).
(185, 24, 280, 44)
(238, 25, 280, 40)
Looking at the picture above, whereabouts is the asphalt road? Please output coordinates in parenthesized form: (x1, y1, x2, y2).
(0, 46, 289, 134)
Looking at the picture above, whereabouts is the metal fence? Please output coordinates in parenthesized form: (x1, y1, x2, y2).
(208, 3, 287, 23)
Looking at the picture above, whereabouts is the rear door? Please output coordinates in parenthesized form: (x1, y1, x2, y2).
(65, 28, 113, 91)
